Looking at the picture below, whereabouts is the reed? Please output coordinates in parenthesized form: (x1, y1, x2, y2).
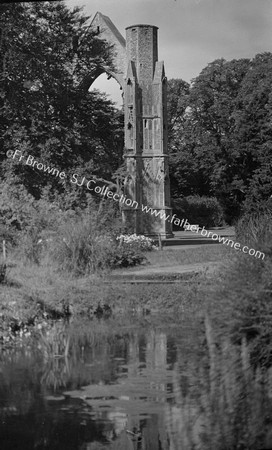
(168, 323, 272, 449)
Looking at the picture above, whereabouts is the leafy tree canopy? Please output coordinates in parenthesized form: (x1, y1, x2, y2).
(0, 1, 124, 203)
(168, 54, 272, 222)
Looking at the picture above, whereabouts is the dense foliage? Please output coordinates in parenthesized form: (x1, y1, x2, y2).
(0, 1, 124, 205)
(168, 54, 272, 222)
(173, 195, 224, 228)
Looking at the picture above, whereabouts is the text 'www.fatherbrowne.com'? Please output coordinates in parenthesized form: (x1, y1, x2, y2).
(141, 205, 265, 260)
(6, 150, 265, 260)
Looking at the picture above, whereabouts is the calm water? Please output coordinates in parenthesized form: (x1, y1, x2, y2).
(0, 315, 204, 450)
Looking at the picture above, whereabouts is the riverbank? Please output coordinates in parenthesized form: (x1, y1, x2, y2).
(1, 218, 270, 360)
(1, 217, 272, 449)
(0, 244, 228, 343)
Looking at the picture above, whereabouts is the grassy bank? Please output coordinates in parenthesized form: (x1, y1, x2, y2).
(0, 244, 227, 343)
(1, 214, 272, 449)
(2, 245, 224, 311)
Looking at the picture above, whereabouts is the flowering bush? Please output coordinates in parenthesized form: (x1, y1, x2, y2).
(116, 234, 157, 252)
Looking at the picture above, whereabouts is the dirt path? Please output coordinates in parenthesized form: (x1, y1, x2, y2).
(109, 260, 220, 281)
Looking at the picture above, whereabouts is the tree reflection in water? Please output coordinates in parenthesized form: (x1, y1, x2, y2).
(1, 315, 271, 449)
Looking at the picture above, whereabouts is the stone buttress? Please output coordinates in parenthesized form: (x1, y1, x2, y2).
(91, 14, 173, 237)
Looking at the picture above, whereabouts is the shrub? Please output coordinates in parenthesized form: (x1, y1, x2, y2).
(48, 215, 114, 275)
(19, 230, 43, 265)
(47, 205, 147, 274)
(108, 246, 146, 268)
(172, 195, 224, 228)
(50, 226, 147, 274)
(17, 199, 69, 264)
(0, 222, 19, 247)
(4, 185, 147, 273)
(0, 181, 36, 231)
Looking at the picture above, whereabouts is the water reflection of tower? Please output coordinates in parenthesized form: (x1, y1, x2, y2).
(146, 330, 167, 370)
(127, 330, 167, 377)
(125, 330, 169, 449)
(145, 330, 168, 450)
(128, 332, 140, 377)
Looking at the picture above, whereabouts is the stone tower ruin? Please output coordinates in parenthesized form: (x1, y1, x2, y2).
(91, 13, 173, 237)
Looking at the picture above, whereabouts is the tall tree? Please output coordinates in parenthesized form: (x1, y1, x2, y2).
(168, 58, 253, 220)
(0, 1, 124, 201)
(233, 53, 272, 212)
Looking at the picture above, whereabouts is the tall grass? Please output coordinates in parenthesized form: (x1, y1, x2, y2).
(167, 333, 272, 450)
(15, 199, 148, 275)
(48, 214, 116, 275)
(207, 212, 272, 367)
(166, 211, 272, 449)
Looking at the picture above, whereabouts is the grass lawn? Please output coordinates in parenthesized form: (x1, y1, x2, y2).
(144, 244, 230, 267)
(0, 244, 230, 327)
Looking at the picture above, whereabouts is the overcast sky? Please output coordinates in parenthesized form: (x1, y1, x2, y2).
(65, 0, 272, 105)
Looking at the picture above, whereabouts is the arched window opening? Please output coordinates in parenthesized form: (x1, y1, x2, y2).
(89, 73, 123, 109)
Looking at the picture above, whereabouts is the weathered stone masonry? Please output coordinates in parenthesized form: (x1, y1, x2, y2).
(91, 13, 173, 237)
